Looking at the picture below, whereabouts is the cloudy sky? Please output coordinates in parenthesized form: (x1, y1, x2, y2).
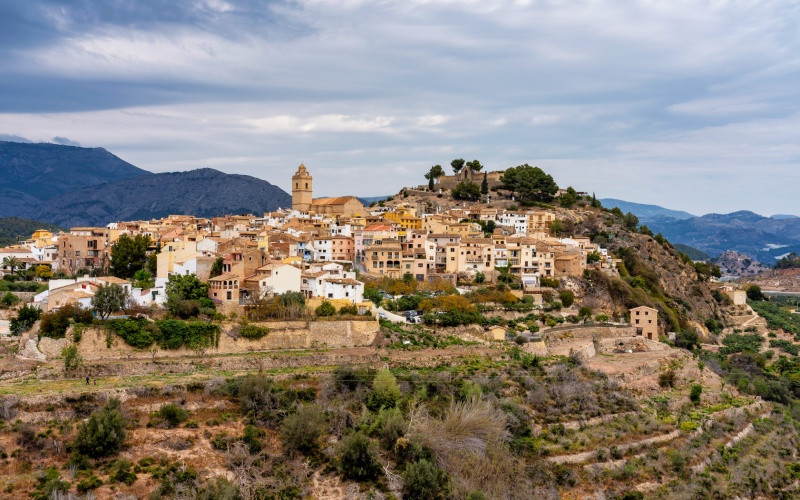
(1, 0, 799, 216)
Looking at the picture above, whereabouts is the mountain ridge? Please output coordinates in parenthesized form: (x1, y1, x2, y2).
(603, 198, 800, 263)
(0, 141, 291, 228)
(31, 168, 291, 228)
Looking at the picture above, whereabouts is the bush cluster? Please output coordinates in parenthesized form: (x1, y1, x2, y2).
(73, 398, 127, 458)
(104, 318, 220, 350)
(40, 304, 94, 339)
(238, 323, 270, 340)
(10, 304, 41, 335)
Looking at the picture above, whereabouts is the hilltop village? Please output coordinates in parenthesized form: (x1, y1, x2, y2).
(2, 164, 617, 321)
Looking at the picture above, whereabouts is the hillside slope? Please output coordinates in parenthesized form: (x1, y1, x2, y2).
(0, 141, 148, 207)
(32, 168, 291, 227)
(0, 217, 63, 246)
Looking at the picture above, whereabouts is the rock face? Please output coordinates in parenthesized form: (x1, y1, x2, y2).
(19, 338, 45, 360)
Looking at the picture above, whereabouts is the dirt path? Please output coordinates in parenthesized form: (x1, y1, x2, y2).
(547, 430, 682, 465)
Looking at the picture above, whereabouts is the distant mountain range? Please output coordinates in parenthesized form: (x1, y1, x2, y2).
(602, 198, 800, 263)
(600, 198, 695, 222)
(358, 195, 391, 205)
(0, 141, 290, 227)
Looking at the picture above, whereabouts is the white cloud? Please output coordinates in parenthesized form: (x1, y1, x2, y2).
(1, 0, 799, 214)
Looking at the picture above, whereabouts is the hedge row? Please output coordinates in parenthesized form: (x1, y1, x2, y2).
(104, 318, 220, 350)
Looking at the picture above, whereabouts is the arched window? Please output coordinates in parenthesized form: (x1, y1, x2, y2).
(305, 182, 308, 189)
(295, 183, 299, 189)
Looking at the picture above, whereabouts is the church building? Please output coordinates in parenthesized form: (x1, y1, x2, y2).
(291, 164, 366, 218)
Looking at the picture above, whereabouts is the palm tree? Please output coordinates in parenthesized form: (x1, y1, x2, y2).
(2, 256, 21, 275)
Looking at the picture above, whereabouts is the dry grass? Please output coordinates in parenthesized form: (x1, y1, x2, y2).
(409, 399, 531, 498)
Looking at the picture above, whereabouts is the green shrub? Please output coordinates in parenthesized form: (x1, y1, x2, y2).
(157, 319, 219, 350)
(658, 370, 676, 388)
(558, 290, 574, 308)
(105, 318, 159, 348)
(76, 475, 102, 493)
(110, 459, 137, 485)
(720, 333, 763, 354)
(749, 299, 800, 334)
(0, 292, 20, 307)
(10, 304, 41, 335)
(242, 424, 265, 454)
(31, 467, 70, 500)
(239, 323, 270, 340)
(769, 339, 799, 356)
(369, 406, 406, 449)
(73, 398, 126, 458)
(230, 375, 316, 425)
(540, 277, 559, 288)
(39, 304, 94, 339)
(157, 403, 188, 428)
(338, 432, 382, 481)
(332, 365, 375, 393)
(315, 301, 336, 317)
(746, 285, 766, 301)
(459, 380, 483, 401)
(280, 403, 327, 456)
(704, 317, 724, 334)
(339, 304, 359, 315)
(366, 369, 402, 410)
(62, 344, 82, 372)
(689, 384, 702, 404)
(402, 459, 450, 499)
(104, 318, 220, 350)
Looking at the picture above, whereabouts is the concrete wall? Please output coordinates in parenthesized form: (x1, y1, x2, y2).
(72, 319, 380, 361)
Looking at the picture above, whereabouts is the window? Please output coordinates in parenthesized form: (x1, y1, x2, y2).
(226, 291, 232, 300)
(635, 319, 640, 324)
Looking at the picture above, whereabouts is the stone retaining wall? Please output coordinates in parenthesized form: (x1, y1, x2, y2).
(71, 319, 380, 361)
(544, 325, 637, 347)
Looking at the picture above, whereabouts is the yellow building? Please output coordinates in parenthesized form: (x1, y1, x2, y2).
(384, 206, 422, 230)
(30, 229, 55, 248)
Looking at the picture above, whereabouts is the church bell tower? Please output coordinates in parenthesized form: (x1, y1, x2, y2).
(292, 164, 313, 212)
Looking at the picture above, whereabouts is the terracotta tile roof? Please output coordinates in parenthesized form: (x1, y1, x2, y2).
(208, 272, 239, 282)
(311, 196, 360, 206)
(98, 276, 132, 284)
(0, 246, 32, 253)
(363, 224, 393, 231)
(324, 278, 362, 285)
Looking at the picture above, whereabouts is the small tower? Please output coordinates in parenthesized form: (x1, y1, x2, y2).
(292, 164, 313, 212)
